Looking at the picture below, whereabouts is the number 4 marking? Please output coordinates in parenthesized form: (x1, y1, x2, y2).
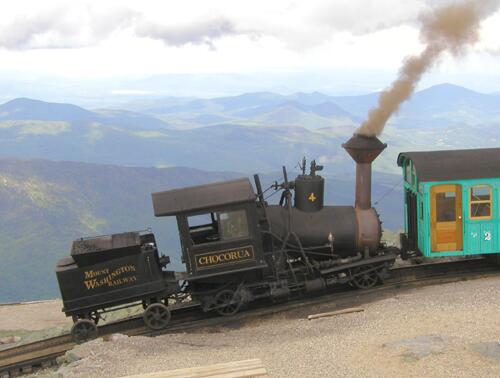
(308, 193, 316, 202)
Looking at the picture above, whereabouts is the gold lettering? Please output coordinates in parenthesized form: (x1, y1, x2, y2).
(84, 279, 98, 290)
(84, 268, 110, 279)
(83, 264, 138, 290)
(195, 247, 255, 268)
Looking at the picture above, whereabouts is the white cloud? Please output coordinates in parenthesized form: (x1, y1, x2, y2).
(135, 16, 240, 49)
(0, 4, 137, 50)
(0, 0, 429, 51)
(0, 0, 498, 92)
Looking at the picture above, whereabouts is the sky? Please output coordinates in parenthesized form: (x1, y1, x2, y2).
(0, 0, 499, 101)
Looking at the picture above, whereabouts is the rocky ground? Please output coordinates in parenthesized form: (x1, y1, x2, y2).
(5, 275, 496, 378)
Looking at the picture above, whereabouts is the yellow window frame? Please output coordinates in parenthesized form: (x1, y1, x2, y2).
(469, 185, 492, 220)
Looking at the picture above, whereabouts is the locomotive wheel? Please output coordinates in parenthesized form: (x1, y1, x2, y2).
(143, 303, 171, 330)
(351, 265, 379, 289)
(214, 290, 242, 316)
(71, 319, 98, 343)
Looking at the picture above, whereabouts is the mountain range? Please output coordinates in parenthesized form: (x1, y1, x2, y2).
(0, 83, 499, 176)
(122, 83, 500, 129)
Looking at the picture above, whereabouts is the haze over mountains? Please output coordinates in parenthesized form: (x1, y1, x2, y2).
(0, 83, 499, 174)
(1, 82, 499, 301)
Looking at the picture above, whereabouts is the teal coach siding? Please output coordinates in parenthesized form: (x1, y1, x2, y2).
(421, 178, 499, 257)
(403, 169, 500, 257)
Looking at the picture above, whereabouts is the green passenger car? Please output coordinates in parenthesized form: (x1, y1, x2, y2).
(397, 148, 500, 259)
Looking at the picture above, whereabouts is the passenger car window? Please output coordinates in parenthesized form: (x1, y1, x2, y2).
(470, 185, 491, 219)
(436, 192, 456, 222)
(218, 210, 249, 240)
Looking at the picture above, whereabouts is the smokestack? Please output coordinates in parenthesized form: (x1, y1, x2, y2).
(342, 134, 386, 209)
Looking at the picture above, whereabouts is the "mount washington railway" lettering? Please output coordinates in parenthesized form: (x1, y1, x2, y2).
(83, 264, 137, 290)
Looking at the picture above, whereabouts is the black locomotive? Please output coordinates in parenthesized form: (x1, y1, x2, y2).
(56, 134, 398, 341)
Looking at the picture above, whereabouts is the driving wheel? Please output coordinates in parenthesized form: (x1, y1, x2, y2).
(143, 303, 171, 330)
(351, 265, 379, 289)
(214, 289, 242, 316)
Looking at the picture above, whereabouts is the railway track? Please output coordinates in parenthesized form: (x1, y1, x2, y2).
(1, 258, 499, 377)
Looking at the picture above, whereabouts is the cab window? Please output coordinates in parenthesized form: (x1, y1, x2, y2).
(470, 185, 492, 219)
(187, 213, 219, 245)
(218, 210, 249, 239)
(187, 209, 249, 245)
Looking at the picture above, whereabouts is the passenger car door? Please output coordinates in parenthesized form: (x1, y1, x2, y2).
(430, 184, 463, 252)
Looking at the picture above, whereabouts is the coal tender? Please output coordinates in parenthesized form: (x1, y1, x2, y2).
(55, 231, 178, 342)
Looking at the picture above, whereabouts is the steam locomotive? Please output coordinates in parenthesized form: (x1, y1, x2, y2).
(53, 134, 404, 341)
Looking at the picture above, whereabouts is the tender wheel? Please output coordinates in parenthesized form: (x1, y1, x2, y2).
(351, 265, 379, 289)
(71, 319, 98, 343)
(214, 290, 242, 316)
(143, 303, 171, 330)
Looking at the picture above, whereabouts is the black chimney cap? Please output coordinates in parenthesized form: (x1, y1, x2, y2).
(342, 133, 387, 164)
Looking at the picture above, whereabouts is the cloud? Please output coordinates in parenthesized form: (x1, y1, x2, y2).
(0, 0, 495, 56)
(0, 5, 138, 49)
(0, 9, 67, 49)
(306, 0, 427, 34)
(0, 1, 429, 51)
(0, 4, 249, 50)
(135, 16, 242, 49)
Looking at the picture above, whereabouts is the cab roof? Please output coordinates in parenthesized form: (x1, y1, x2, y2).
(152, 178, 256, 216)
(397, 148, 500, 182)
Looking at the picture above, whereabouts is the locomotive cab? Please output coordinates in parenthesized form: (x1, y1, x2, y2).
(152, 178, 267, 280)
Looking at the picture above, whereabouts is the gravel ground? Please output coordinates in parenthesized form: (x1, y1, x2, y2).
(28, 276, 500, 378)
